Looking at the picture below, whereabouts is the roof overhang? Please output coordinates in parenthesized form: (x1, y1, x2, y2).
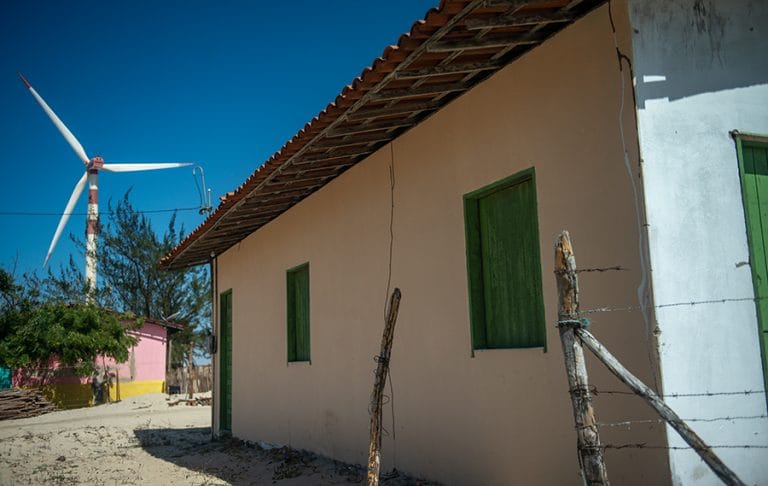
(161, 0, 607, 270)
(122, 317, 186, 331)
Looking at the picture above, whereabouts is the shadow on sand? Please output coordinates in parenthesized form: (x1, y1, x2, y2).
(134, 426, 439, 485)
(134, 426, 362, 485)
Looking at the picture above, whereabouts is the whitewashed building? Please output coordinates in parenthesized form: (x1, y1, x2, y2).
(630, 1, 768, 483)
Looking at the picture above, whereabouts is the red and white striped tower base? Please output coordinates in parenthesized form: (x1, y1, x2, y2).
(85, 156, 103, 300)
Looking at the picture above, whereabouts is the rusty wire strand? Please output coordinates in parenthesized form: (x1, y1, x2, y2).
(570, 385, 764, 399)
(554, 265, 628, 275)
(598, 415, 768, 428)
(581, 296, 768, 315)
(601, 443, 768, 451)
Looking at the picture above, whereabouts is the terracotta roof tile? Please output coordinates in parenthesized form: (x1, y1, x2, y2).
(161, 0, 606, 269)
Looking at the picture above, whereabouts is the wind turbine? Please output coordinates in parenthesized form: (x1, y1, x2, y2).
(19, 73, 192, 298)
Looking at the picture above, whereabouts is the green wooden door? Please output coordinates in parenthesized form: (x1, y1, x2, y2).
(739, 139, 768, 396)
(219, 290, 233, 432)
(287, 264, 310, 362)
(478, 177, 544, 348)
(464, 168, 546, 350)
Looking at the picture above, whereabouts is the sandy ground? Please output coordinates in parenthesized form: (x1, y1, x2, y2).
(0, 393, 434, 486)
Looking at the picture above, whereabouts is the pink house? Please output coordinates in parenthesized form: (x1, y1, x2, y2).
(13, 318, 183, 408)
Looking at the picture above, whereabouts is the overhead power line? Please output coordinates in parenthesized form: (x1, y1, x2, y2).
(0, 207, 200, 217)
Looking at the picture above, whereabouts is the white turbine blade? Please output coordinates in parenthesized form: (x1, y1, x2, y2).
(18, 73, 90, 165)
(101, 162, 193, 173)
(44, 172, 88, 267)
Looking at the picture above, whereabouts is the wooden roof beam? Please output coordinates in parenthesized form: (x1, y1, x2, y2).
(264, 177, 324, 190)
(346, 101, 441, 121)
(427, 32, 546, 52)
(271, 174, 337, 186)
(565, 0, 590, 10)
(312, 133, 392, 149)
(303, 143, 379, 157)
(278, 163, 354, 178)
(328, 120, 415, 137)
(271, 167, 350, 184)
(464, 12, 575, 30)
(291, 152, 360, 165)
(368, 82, 469, 101)
(214, 218, 274, 233)
(482, 0, 530, 8)
(246, 186, 317, 199)
(237, 197, 299, 210)
(393, 61, 503, 80)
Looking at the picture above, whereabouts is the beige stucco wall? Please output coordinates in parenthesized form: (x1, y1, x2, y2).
(213, 3, 669, 484)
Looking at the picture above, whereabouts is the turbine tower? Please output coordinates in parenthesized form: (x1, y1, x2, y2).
(19, 73, 192, 299)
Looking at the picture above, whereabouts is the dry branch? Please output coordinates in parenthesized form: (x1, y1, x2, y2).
(167, 396, 211, 407)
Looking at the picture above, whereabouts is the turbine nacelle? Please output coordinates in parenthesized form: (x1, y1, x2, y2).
(87, 156, 104, 171)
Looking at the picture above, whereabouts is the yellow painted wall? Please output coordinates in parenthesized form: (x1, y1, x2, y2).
(214, 3, 669, 484)
(28, 379, 165, 409)
(37, 384, 93, 409)
(108, 380, 165, 401)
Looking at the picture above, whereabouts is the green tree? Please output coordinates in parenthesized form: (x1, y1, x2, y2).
(42, 192, 211, 367)
(0, 268, 139, 376)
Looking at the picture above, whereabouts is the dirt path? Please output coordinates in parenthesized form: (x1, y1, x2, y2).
(0, 393, 433, 485)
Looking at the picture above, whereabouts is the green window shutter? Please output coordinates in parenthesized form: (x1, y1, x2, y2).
(737, 136, 768, 399)
(287, 263, 310, 362)
(464, 197, 488, 348)
(464, 168, 546, 350)
(219, 289, 233, 431)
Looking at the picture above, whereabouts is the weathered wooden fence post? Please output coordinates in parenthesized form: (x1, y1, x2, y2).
(555, 231, 609, 485)
(576, 328, 746, 486)
(187, 343, 195, 400)
(367, 288, 402, 486)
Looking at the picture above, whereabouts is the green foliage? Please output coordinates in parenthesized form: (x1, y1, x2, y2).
(0, 269, 139, 376)
(36, 256, 94, 306)
(39, 191, 211, 367)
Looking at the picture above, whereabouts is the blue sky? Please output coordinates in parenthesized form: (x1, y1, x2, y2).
(0, 0, 436, 279)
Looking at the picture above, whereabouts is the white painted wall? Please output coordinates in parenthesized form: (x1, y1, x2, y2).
(628, 1, 768, 484)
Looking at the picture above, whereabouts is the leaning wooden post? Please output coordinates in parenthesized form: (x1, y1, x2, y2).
(576, 328, 746, 486)
(366, 288, 402, 486)
(555, 231, 609, 485)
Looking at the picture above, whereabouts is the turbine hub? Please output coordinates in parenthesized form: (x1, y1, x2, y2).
(88, 156, 104, 170)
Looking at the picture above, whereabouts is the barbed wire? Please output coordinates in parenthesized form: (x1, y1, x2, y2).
(550, 265, 766, 315)
(554, 265, 628, 275)
(573, 385, 764, 399)
(580, 296, 768, 315)
(599, 415, 768, 428)
(601, 443, 768, 451)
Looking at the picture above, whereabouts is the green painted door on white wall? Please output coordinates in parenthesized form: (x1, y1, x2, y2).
(738, 138, 768, 400)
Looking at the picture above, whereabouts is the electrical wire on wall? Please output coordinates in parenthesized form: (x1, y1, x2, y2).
(384, 144, 396, 318)
(383, 140, 398, 470)
(607, 0, 660, 393)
